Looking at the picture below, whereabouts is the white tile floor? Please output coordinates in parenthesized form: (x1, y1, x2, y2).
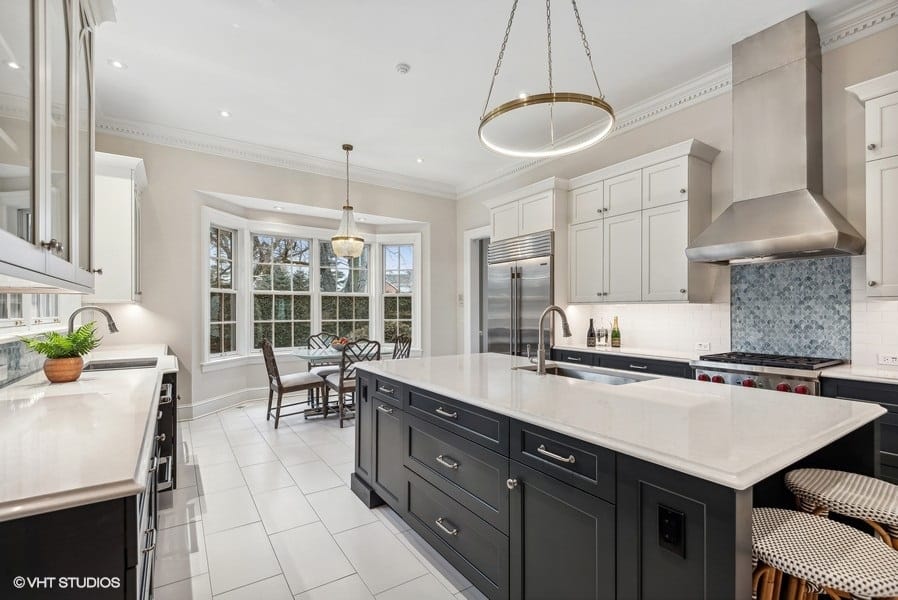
(155, 400, 488, 600)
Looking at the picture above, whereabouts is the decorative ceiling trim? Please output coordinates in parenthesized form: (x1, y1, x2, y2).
(458, 0, 898, 199)
(95, 117, 458, 200)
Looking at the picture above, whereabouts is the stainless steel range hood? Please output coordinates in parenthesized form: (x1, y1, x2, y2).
(686, 13, 864, 264)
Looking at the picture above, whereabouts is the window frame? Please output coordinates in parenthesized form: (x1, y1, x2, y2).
(376, 234, 421, 350)
(208, 224, 238, 357)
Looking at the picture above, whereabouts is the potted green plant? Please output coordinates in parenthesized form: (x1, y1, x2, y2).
(22, 323, 102, 383)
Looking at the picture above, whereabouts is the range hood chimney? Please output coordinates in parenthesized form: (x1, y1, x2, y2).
(686, 13, 864, 264)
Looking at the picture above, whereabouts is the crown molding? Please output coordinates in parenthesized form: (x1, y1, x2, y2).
(458, 1, 898, 199)
(95, 116, 457, 200)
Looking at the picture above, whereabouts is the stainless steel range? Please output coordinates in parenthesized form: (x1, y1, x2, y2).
(690, 352, 844, 395)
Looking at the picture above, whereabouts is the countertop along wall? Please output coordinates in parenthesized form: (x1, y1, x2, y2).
(93, 134, 458, 412)
(456, 24, 898, 366)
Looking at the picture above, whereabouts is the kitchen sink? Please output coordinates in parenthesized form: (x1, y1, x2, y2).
(82, 358, 158, 371)
(514, 363, 655, 385)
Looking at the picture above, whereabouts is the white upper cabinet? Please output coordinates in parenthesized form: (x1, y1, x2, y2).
(490, 201, 519, 242)
(642, 156, 689, 209)
(484, 177, 568, 243)
(569, 221, 603, 303)
(567, 139, 719, 304)
(570, 184, 604, 224)
(603, 212, 642, 303)
(519, 191, 553, 237)
(848, 71, 898, 299)
(642, 202, 689, 301)
(603, 170, 642, 217)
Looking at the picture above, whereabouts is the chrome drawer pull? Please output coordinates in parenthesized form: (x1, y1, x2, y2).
(435, 517, 458, 536)
(537, 444, 576, 464)
(378, 385, 395, 394)
(376, 404, 394, 415)
(567, 356, 582, 362)
(148, 456, 159, 474)
(435, 455, 459, 470)
(159, 395, 173, 406)
(157, 410, 162, 421)
(143, 528, 157, 554)
(155, 433, 166, 442)
(435, 407, 458, 419)
(629, 364, 648, 370)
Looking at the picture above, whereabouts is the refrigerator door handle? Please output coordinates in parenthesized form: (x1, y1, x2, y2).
(515, 266, 523, 356)
(509, 266, 516, 355)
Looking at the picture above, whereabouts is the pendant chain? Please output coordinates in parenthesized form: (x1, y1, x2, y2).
(571, 0, 604, 99)
(481, 0, 519, 118)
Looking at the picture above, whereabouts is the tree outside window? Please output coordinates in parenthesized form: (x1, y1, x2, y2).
(209, 225, 237, 355)
(383, 244, 413, 344)
(320, 242, 370, 340)
(252, 234, 312, 349)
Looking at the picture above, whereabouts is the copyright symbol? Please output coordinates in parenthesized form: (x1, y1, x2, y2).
(13, 576, 25, 589)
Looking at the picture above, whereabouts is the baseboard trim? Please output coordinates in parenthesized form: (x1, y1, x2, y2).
(177, 386, 269, 421)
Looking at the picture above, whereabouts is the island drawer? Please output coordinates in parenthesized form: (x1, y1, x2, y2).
(406, 389, 509, 455)
(405, 414, 509, 533)
(511, 420, 616, 502)
(372, 376, 403, 408)
(598, 354, 692, 378)
(552, 349, 597, 366)
(406, 469, 509, 600)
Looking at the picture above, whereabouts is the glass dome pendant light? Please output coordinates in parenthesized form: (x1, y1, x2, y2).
(478, 0, 615, 159)
(331, 143, 365, 258)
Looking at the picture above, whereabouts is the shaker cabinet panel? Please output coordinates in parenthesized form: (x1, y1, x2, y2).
(519, 192, 553, 236)
(603, 212, 642, 303)
(642, 157, 689, 209)
(603, 170, 642, 217)
(866, 156, 898, 298)
(866, 91, 898, 161)
(490, 202, 519, 242)
(569, 221, 604, 303)
(571, 184, 604, 224)
(642, 202, 689, 301)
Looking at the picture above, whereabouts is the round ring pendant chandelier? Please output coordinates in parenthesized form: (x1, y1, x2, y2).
(478, 0, 615, 159)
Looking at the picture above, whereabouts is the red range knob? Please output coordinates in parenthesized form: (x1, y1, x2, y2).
(794, 385, 810, 395)
(776, 383, 792, 392)
(711, 375, 726, 383)
(697, 373, 711, 382)
(741, 379, 757, 388)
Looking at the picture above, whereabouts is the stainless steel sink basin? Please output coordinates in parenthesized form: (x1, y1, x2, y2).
(515, 363, 655, 385)
(83, 358, 158, 371)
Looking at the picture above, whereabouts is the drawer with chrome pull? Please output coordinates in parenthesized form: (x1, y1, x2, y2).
(372, 376, 403, 408)
(406, 469, 509, 600)
(511, 420, 615, 502)
(406, 389, 509, 454)
(404, 414, 509, 532)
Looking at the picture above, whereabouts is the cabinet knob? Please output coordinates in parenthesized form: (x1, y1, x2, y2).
(40, 239, 63, 253)
(91, 268, 103, 275)
(868, 143, 877, 150)
(506, 478, 518, 490)
(680, 288, 687, 294)
(868, 281, 877, 287)
(679, 188, 687, 194)
(596, 292, 602, 296)
(596, 208, 602, 213)
(603, 207, 608, 212)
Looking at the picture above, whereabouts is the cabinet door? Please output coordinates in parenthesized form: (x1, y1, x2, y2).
(866, 156, 898, 297)
(509, 461, 615, 600)
(355, 376, 373, 484)
(85, 175, 133, 302)
(519, 192, 553, 236)
(604, 212, 642, 302)
(46, 0, 71, 263)
(866, 92, 898, 161)
(603, 170, 642, 217)
(569, 221, 604, 303)
(373, 400, 405, 510)
(642, 202, 689, 301)
(571, 184, 604, 224)
(642, 157, 688, 209)
(490, 201, 519, 241)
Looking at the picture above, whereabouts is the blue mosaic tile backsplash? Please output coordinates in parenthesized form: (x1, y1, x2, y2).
(731, 256, 851, 359)
(0, 339, 43, 388)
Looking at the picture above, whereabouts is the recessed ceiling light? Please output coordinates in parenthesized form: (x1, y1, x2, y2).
(108, 59, 127, 70)
(6, 61, 21, 70)
(518, 91, 528, 99)
(219, 110, 231, 118)
(395, 62, 411, 75)
(232, 23, 240, 29)
(416, 157, 423, 164)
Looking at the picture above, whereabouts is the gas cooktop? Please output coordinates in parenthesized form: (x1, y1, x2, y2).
(698, 352, 843, 371)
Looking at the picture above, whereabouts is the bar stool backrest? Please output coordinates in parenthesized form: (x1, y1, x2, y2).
(392, 335, 412, 360)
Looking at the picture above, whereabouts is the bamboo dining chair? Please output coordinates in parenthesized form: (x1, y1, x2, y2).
(323, 339, 381, 427)
(392, 334, 412, 360)
(306, 332, 339, 407)
(262, 339, 326, 428)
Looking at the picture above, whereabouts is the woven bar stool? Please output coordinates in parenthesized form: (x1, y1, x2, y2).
(752, 508, 898, 600)
(785, 469, 898, 550)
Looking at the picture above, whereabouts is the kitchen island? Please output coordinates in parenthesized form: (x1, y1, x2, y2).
(351, 353, 884, 600)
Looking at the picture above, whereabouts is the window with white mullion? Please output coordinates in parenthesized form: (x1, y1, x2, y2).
(30, 294, 59, 324)
(319, 242, 371, 340)
(0, 293, 24, 329)
(382, 244, 414, 344)
(251, 233, 312, 349)
(209, 225, 237, 356)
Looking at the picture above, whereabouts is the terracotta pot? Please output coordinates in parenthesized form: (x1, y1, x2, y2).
(43, 357, 84, 383)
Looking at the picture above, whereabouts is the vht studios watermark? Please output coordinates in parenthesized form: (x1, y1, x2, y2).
(12, 576, 121, 590)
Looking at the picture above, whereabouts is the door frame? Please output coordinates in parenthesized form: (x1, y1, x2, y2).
(462, 225, 491, 354)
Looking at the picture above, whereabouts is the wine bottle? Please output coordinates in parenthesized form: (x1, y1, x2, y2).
(586, 318, 596, 347)
(611, 316, 621, 348)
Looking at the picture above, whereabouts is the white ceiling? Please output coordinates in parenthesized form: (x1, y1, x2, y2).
(94, 0, 864, 194)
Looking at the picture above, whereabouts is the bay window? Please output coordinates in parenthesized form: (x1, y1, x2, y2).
(319, 242, 370, 340)
(209, 225, 237, 355)
(382, 244, 414, 343)
(252, 234, 312, 349)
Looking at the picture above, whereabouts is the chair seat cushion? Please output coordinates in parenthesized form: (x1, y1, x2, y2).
(752, 507, 898, 598)
(310, 365, 340, 377)
(785, 468, 898, 537)
(325, 372, 356, 390)
(279, 372, 324, 389)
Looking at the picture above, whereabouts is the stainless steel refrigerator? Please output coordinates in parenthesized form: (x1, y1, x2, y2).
(485, 231, 553, 356)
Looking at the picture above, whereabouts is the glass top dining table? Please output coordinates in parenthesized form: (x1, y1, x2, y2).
(291, 347, 343, 364)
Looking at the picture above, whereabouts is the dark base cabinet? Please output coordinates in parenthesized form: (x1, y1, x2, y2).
(509, 461, 615, 600)
(550, 349, 693, 379)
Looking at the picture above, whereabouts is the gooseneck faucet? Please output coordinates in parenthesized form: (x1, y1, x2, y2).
(536, 305, 572, 375)
(68, 306, 119, 334)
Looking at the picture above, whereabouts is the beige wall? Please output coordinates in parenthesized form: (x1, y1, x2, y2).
(94, 134, 457, 407)
(456, 25, 898, 354)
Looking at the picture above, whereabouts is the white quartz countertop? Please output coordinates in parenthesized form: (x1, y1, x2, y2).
(0, 344, 177, 522)
(822, 365, 898, 386)
(357, 353, 884, 490)
(553, 343, 697, 363)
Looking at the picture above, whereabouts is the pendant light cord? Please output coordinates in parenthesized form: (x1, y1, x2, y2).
(344, 145, 351, 210)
